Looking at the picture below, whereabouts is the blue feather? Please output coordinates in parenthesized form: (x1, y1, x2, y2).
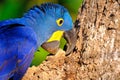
(0, 21, 37, 80)
(0, 3, 73, 80)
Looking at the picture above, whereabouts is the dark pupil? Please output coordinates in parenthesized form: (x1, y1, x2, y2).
(59, 20, 63, 24)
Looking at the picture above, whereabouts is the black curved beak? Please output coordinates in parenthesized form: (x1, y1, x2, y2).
(41, 20, 79, 55)
(63, 28, 77, 55)
(41, 29, 77, 55)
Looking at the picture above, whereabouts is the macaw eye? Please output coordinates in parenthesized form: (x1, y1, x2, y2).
(56, 18, 64, 27)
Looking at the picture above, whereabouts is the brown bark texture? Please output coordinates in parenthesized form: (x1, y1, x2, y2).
(22, 0, 120, 80)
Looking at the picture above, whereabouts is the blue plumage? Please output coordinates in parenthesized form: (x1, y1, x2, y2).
(0, 22, 37, 80)
(0, 3, 73, 80)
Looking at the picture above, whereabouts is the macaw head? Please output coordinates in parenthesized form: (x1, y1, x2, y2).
(23, 3, 77, 55)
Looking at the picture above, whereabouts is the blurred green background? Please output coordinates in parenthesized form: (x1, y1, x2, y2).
(0, 0, 83, 21)
(0, 0, 83, 66)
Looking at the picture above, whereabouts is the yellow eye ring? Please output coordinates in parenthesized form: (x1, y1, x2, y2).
(56, 18, 64, 27)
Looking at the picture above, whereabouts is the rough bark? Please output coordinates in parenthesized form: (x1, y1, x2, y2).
(22, 0, 120, 80)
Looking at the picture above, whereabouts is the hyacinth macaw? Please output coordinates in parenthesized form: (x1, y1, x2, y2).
(0, 3, 76, 80)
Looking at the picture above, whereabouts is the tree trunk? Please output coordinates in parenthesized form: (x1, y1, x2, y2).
(22, 0, 120, 80)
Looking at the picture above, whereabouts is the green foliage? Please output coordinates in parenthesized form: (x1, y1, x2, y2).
(30, 47, 49, 66)
(0, 0, 27, 20)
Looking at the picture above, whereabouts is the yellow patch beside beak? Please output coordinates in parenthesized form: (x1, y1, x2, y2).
(47, 30, 64, 42)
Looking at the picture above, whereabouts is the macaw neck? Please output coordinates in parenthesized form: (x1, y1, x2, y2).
(19, 17, 50, 46)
